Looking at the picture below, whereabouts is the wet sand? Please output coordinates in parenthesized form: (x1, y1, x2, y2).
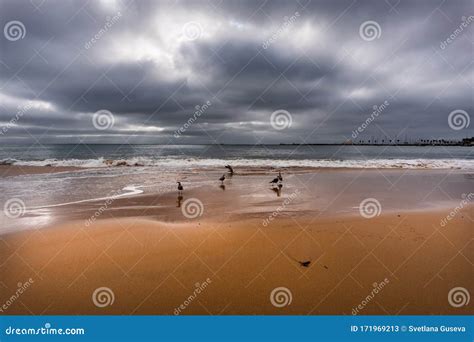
(0, 166, 472, 315)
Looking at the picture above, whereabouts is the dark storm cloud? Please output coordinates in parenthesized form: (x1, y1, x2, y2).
(0, 0, 472, 144)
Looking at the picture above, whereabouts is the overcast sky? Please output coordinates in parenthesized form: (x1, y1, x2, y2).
(0, 0, 472, 144)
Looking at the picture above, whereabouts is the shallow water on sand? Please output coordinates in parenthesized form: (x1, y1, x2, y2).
(1, 168, 472, 234)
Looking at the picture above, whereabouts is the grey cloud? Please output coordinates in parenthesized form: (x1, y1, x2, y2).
(0, 0, 472, 144)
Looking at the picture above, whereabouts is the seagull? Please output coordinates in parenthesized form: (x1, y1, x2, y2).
(277, 171, 283, 182)
(270, 184, 282, 197)
(269, 177, 279, 184)
(177, 182, 183, 194)
(225, 165, 234, 174)
(219, 174, 226, 183)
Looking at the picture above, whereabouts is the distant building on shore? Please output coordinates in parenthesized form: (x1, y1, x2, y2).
(352, 137, 473, 146)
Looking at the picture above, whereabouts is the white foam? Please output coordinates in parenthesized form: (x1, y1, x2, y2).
(3, 157, 474, 170)
(1, 157, 108, 168)
(25, 185, 144, 210)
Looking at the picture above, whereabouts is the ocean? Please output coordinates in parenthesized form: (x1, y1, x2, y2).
(1, 144, 473, 169)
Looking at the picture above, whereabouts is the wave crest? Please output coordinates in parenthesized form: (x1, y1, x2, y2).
(2, 157, 473, 170)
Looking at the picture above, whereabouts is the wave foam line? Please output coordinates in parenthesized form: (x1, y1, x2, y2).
(25, 185, 143, 210)
(2, 157, 474, 169)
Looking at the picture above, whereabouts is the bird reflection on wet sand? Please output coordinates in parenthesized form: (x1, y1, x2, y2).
(176, 195, 183, 207)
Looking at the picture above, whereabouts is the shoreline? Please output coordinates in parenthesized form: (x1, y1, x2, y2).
(0, 165, 80, 177)
(1, 164, 473, 178)
(1, 166, 471, 235)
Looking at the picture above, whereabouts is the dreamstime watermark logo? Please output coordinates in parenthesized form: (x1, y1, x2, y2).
(0, 278, 34, 313)
(440, 193, 473, 227)
(0, 101, 34, 136)
(4, 20, 26, 41)
(352, 101, 390, 139)
(262, 189, 300, 227)
(440, 16, 474, 50)
(3, 198, 26, 219)
(352, 278, 389, 315)
(174, 100, 212, 138)
(359, 198, 382, 219)
(174, 278, 212, 315)
(448, 109, 470, 130)
(270, 109, 292, 130)
(84, 11, 122, 50)
(270, 287, 292, 308)
(359, 20, 381, 41)
(181, 198, 204, 219)
(182, 21, 203, 41)
(4, 323, 85, 336)
(448, 287, 470, 308)
(92, 287, 115, 308)
(262, 12, 300, 49)
(84, 189, 122, 227)
(92, 109, 115, 130)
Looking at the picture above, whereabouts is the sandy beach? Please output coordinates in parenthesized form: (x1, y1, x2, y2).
(2, 2, 473, 340)
(0, 165, 472, 315)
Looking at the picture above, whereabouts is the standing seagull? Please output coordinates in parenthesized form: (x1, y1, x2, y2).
(278, 171, 283, 183)
(219, 174, 226, 183)
(177, 181, 183, 194)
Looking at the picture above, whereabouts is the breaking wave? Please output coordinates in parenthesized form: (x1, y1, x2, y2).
(2, 157, 473, 170)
